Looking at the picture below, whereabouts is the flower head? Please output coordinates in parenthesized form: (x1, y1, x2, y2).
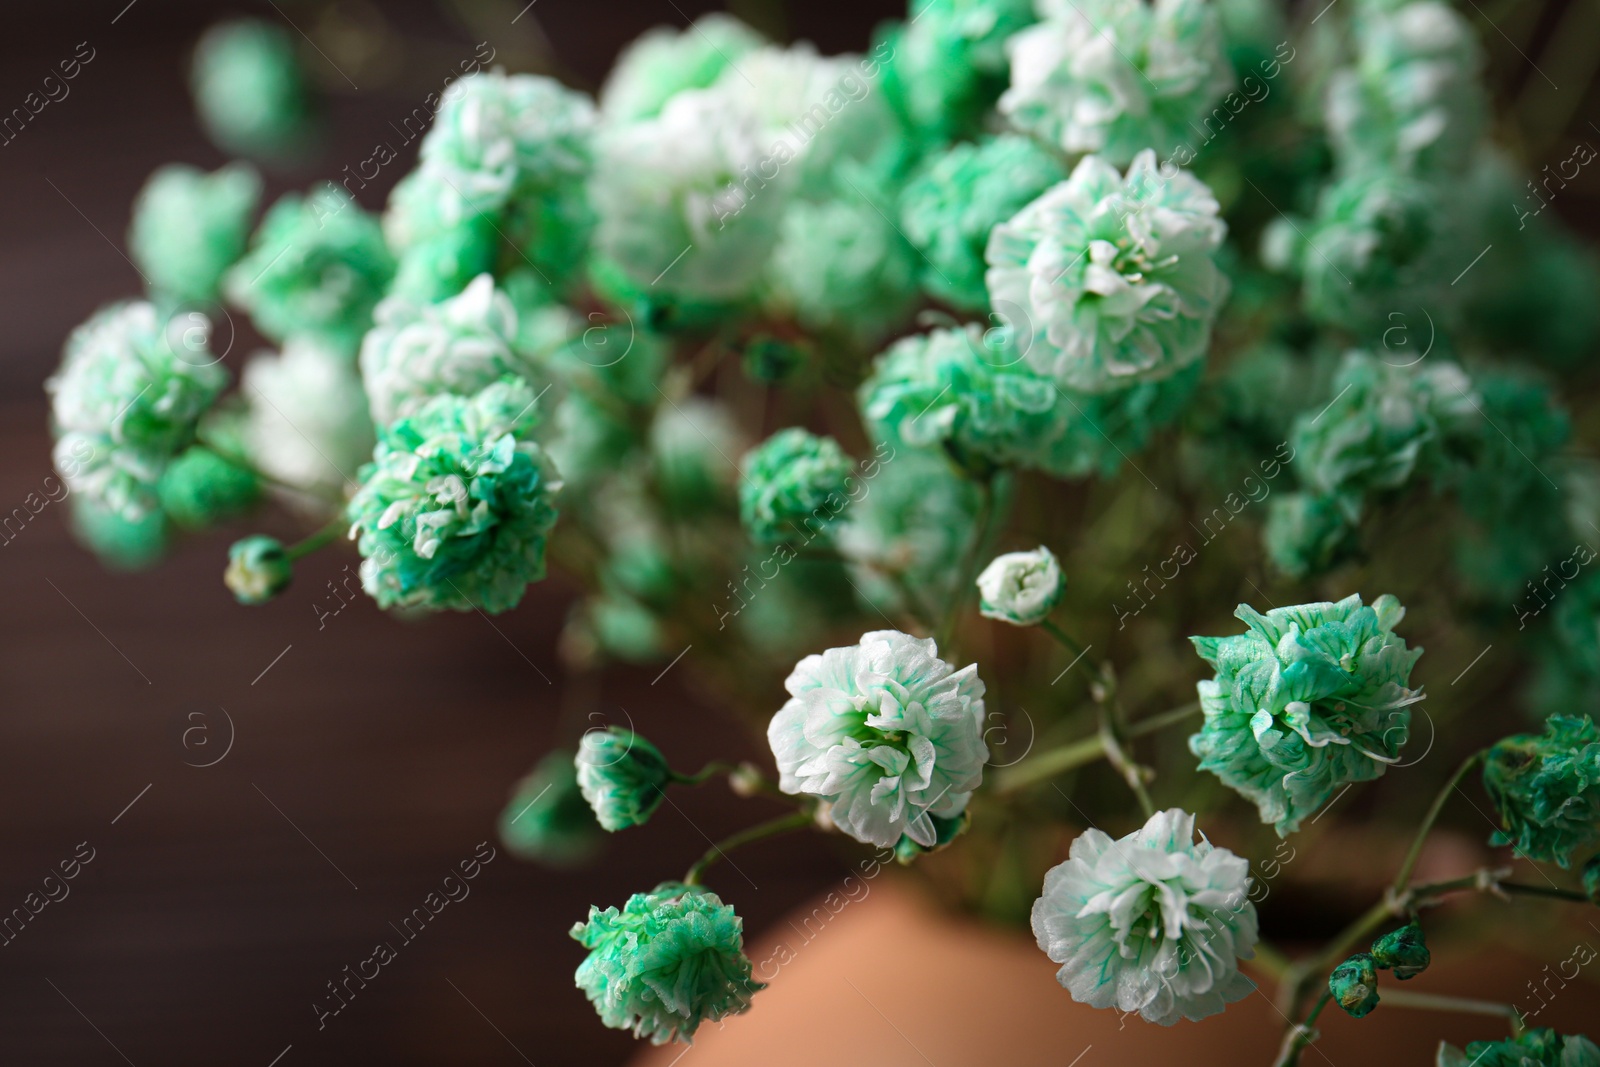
(1483, 714, 1600, 868)
(986, 151, 1228, 393)
(1370, 921, 1429, 980)
(977, 546, 1064, 626)
(875, 0, 1037, 144)
(1000, 0, 1232, 166)
(499, 750, 604, 866)
(1031, 808, 1257, 1026)
(767, 630, 987, 849)
(600, 14, 766, 123)
(241, 336, 374, 502)
(190, 19, 317, 161)
(128, 163, 261, 306)
(157, 446, 260, 529)
(576, 727, 673, 831)
(225, 187, 395, 353)
(899, 135, 1067, 312)
(70, 497, 169, 571)
(225, 535, 293, 605)
(1329, 953, 1380, 1017)
(1189, 594, 1424, 836)
(1437, 1029, 1600, 1067)
(739, 429, 855, 546)
(346, 377, 560, 614)
(360, 274, 548, 425)
(571, 882, 764, 1044)
(48, 302, 229, 522)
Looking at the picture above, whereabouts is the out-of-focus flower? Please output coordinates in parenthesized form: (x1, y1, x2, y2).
(190, 19, 317, 160)
(241, 336, 374, 502)
(499, 750, 604, 866)
(157, 445, 260, 529)
(128, 163, 261, 306)
(600, 14, 766, 123)
(1031, 808, 1258, 1025)
(767, 629, 987, 848)
(739, 429, 855, 545)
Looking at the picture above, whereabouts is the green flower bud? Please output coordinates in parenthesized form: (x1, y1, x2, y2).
(190, 19, 318, 161)
(157, 446, 260, 530)
(575, 727, 672, 831)
(498, 750, 604, 868)
(225, 535, 292, 605)
(894, 810, 971, 865)
(1329, 953, 1380, 1018)
(70, 496, 169, 571)
(1370, 922, 1430, 980)
(976, 546, 1064, 627)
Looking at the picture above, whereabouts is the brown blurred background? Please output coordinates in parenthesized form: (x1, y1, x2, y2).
(3, 1, 1598, 1064)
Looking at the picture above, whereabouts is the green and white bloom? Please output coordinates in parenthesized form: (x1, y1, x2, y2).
(977, 546, 1064, 626)
(739, 428, 855, 545)
(1000, 0, 1232, 166)
(500, 749, 604, 866)
(767, 630, 988, 849)
(224, 534, 292, 605)
(190, 19, 316, 160)
(128, 163, 261, 306)
(986, 150, 1228, 393)
(1031, 808, 1258, 1025)
(240, 336, 374, 501)
(575, 727, 673, 831)
(572, 882, 764, 1044)
(601, 14, 766, 123)
(1483, 714, 1600, 868)
(1189, 594, 1424, 835)
(1437, 1029, 1600, 1067)
(47, 301, 229, 521)
(345, 377, 560, 614)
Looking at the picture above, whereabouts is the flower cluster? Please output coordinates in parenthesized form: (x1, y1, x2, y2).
(1483, 714, 1600, 868)
(1031, 808, 1258, 1025)
(1189, 594, 1424, 835)
(1437, 1029, 1600, 1067)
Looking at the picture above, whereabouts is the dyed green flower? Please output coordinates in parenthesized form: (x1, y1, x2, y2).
(1483, 715, 1600, 868)
(576, 727, 672, 831)
(876, 0, 1038, 145)
(977, 546, 1064, 626)
(739, 429, 855, 546)
(765, 168, 921, 346)
(1329, 953, 1380, 1017)
(157, 445, 260, 529)
(69, 496, 169, 571)
(1370, 921, 1429, 980)
(241, 336, 374, 501)
(583, 595, 668, 664)
(385, 207, 501, 305)
(651, 397, 745, 516)
(1326, 1, 1485, 176)
(899, 135, 1066, 311)
(1289, 351, 1478, 515)
(225, 187, 395, 353)
(768, 630, 987, 848)
(572, 882, 764, 1044)
(1000, 0, 1232, 166)
(48, 302, 229, 522)
(346, 377, 560, 614)
(224, 534, 292, 605)
(1263, 492, 1361, 580)
(859, 324, 1199, 479)
(129, 163, 261, 307)
(1437, 1029, 1600, 1067)
(987, 150, 1228, 392)
(190, 19, 317, 160)
(360, 274, 547, 425)
(1032, 808, 1258, 1025)
(600, 13, 766, 123)
(499, 750, 604, 867)
(837, 445, 980, 609)
(1189, 594, 1424, 836)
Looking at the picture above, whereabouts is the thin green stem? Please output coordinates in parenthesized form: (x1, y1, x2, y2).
(1127, 700, 1203, 739)
(667, 761, 736, 786)
(1040, 619, 1086, 658)
(683, 810, 815, 887)
(1097, 694, 1154, 818)
(1391, 749, 1487, 895)
(1378, 986, 1524, 1031)
(284, 517, 345, 562)
(1272, 990, 1333, 1067)
(992, 700, 1202, 794)
(936, 477, 997, 651)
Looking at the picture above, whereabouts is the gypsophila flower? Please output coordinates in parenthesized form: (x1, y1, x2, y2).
(225, 535, 292, 605)
(575, 727, 673, 831)
(1000, 0, 1232, 166)
(499, 750, 604, 866)
(1437, 1029, 1600, 1067)
(651, 397, 746, 515)
(190, 19, 317, 161)
(128, 163, 261, 307)
(156, 445, 260, 529)
(360, 274, 549, 425)
(1031, 808, 1257, 1026)
(225, 187, 395, 353)
(1370, 921, 1429, 980)
(1329, 953, 1380, 1017)
(241, 336, 374, 502)
(571, 882, 764, 1044)
(767, 630, 987, 849)
(875, 0, 1036, 144)
(600, 14, 766, 123)
(898, 135, 1066, 311)
(346, 377, 560, 614)
(48, 301, 229, 522)
(70, 496, 169, 571)
(739, 429, 856, 546)
(986, 150, 1229, 393)
(1263, 491, 1361, 580)
(977, 546, 1064, 626)
(837, 446, 980, 609)
(1483, 714, 1600, 868)
(1189, 594, 1424, 836)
